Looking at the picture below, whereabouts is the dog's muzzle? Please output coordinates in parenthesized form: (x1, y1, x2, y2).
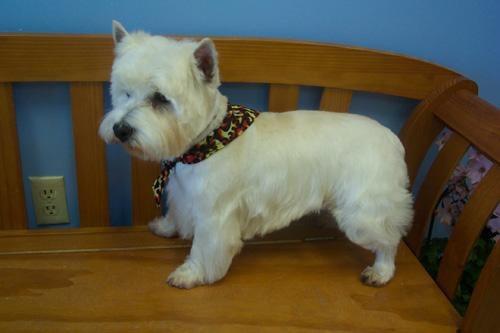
(113, 121, 134, 142)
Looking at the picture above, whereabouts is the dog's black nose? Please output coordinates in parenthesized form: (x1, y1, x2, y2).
(113, 122, 134, 142)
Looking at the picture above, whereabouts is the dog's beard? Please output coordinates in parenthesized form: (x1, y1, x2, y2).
(125, 130, 184, 162)
(123, 137, 159, 161)
(124, 143, 144, 157)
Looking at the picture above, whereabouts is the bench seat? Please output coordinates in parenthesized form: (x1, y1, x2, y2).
(0, 226, 459, 332)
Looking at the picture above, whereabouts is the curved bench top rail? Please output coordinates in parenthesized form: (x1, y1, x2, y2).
(0, 34, 460, 99)
(434, 90, 500, 165)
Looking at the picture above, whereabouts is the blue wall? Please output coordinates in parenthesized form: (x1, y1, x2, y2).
(1, 0, 498, 228)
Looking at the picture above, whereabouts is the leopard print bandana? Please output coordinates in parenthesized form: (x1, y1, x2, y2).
(152, 103, 260, 207)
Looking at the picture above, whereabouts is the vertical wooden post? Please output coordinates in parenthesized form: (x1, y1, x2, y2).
(0, 83, 28, 229)
(268, 84, 300, 112)
(70, 82, 110, 227)
(319, 87, 352, 112)
(131, 159, 161, 225)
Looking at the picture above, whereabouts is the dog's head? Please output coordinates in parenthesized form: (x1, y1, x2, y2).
(99, 21, 224, 161)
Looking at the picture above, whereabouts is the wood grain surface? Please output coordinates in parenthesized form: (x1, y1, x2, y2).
(0, 35, 459, 99)
(0, 227, 459, 332)
(462, 241, 500, 333)
(70, 82, 110, 227)
(0, 212, 342, 254)
(131, 159, 162, 225)
(0, 83, 27, 229)
(319, 87, 352, 113)
(437, 165, 500, 300)
(434, 90, 500, 165)
(406, 132, 469, 256)
(268, 84, 300, 112)
(398, 77, 477, 185)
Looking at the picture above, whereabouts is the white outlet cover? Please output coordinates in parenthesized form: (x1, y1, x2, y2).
(29, 176, 70, 225)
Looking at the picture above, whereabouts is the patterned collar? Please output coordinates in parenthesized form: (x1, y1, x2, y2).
(152, 103, 260, 206)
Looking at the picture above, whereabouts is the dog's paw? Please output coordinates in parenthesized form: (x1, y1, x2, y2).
(167, 263, 203, 289)
(360, 265, 393, 287)
(148, 217, 177, 238)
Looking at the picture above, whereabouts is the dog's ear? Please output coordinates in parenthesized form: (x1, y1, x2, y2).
(112, 20, 129, 45)
(193, 38, 219, 84)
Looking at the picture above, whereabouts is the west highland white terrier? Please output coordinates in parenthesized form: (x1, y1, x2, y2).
(99, 21, 413, 289)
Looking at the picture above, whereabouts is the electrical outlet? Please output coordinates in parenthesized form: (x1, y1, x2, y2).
(44, 204, 57, 216)
(29, 176, 70, 225)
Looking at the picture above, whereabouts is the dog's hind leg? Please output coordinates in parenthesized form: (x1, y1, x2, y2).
(332, 207, 406, 287)
(360, 245, 397, 286)
(167, 216, 243, 289)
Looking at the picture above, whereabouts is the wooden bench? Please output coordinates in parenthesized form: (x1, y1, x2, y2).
(0, 35, 499, 332)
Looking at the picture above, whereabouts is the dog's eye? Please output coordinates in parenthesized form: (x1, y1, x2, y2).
(125, 92, 131, 98)
(152, 92, 170, 108)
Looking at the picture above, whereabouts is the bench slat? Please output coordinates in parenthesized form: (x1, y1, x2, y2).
(131, 159, 160, 225)
(437, 165, 500, 300)
(268, 84, 300, 112)
(399, 77, 477, 185)
(0, 83, 27, 229)
(406, 132, 469, 256)
(462, 240, 500, 333)
(70, 82, 109, 227)
(319, 87, 352, 112)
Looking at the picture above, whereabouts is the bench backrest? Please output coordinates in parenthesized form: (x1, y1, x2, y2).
(0, 34, 460, 228)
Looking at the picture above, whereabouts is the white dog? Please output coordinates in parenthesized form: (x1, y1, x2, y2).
(99, 21, 413, 289)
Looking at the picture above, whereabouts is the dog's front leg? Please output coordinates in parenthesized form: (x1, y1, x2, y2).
(167, 219, 243, 289)
(148, 215, 178, 238)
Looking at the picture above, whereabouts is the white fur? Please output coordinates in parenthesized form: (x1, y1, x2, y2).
(100, 22, 413, 289)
